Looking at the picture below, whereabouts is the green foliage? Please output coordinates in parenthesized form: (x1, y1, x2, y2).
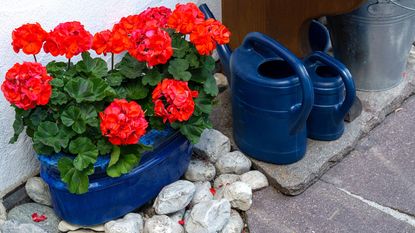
(8, 33, 220, 195)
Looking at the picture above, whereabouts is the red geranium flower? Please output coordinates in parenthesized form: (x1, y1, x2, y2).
(152, 79, 198, 123)
(1, 62, 52, 110)
(114, 15, 141, 35)
(128, 26, 173, 67)
(190, 19, 231, 55)
(99, 99, 148, 145)
(167, 3, 205, 34)
(32, 213, 47, 222)
(92, 28, 132, 55)
(43, 21, 93, 59)
(138, 6, 172, 28)
(12, 23, 48, 55)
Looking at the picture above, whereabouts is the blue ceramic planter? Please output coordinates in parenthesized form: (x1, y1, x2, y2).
(38, 129, 192, 226)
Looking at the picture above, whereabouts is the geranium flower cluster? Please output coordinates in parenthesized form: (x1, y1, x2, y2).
(168, 3, 231, 55)
(99, 99, 148, 145)
(1, 62, 52, 110)
(152, 79, 199, 123)
(12, 23, 48, 55)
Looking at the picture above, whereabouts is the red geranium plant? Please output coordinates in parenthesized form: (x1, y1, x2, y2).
(2, 3, 230, 194)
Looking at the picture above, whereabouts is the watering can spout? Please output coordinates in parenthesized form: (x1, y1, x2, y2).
(199, 4, 232, 79)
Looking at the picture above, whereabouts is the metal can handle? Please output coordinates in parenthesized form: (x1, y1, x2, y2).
(390, 0, 415, 11)
(242, 32, 314, 134)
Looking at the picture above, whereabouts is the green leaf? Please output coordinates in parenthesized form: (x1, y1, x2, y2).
(149, 117, 165, 130)
(114, 86, 128, 99)
(190, 68, 210, 83)
(50, 90, 68, 105)
(33, 122, 74, 153)
(58, 157, 89, 194)
(195, 94, 213, 115)
(108, 146, 120, 167)
(186, 53, 199, 68)
(50, 78, 64, 88)
(33, 142, 55, 155)
(28, 108, 48, 129)
(81, 105, 99, 128)
(115, 53, 146, 79)
(126, 82, 149, 100)
(142, 70, 163, 86)
(179, 117, 212, 144)
(64, 77, 115, 103)
(69, 137, 98, 170)
(9, 116, 24, 143)
(46, 61, 67, 77)
(168, 59, 191, 81)
(172, 35, 189, 58)
(76, 52, 108, 78)
(106, 144, 151, 177)
(201, 56, 216, 72)
(97, 139, 112, 155)
(203, 74, 219, 96)
(106, 153, 140, 177)
(106, 72, 124, 87)
(61, 106, 86, 134)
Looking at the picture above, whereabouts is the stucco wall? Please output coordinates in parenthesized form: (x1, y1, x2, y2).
(0, 0, 221, 198)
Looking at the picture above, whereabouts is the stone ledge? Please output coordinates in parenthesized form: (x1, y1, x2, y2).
(211, 55, 415, 196)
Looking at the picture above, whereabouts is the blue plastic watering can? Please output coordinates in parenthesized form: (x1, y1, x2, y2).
(304, 51, 356, 141)
(229, 32, 314, 164)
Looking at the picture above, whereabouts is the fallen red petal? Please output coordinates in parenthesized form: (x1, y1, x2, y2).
(210, 187, 216, 195)
(32, 213, 47, 222)
(178, 219, 185, 225)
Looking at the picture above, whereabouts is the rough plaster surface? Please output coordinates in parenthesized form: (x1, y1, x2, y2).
(0, 0, 221, 198)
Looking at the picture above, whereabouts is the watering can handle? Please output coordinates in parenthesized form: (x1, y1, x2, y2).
(306, 51, 356, 121)
(242, 32, 314, 134)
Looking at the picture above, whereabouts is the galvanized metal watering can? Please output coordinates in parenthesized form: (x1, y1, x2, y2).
(305, 51, 356, 141)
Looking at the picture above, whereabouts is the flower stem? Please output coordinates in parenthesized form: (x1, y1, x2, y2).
(67, 58, 71, 70)
(111, 53, 114, 70)
(33, 55, 37, 63)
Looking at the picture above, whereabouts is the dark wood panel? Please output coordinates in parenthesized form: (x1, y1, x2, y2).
(222, 0, 365, 56)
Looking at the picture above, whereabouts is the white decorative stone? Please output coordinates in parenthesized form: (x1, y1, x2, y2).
(68, 230, 99, 233)
(185, 199, 231, 233)
(240, 170, 269, 191)
(25, 177, 52, 206)
(215, 151, 251, 175)
(213, 174, 240, 189)
(184, 159, 216, 182)
(104, 213, 143, 233)
(211, 49, 220, 61)
(0, 201, 6, 226)
(220, 210, 244, 233)
(194, 129, 231, 163)
(191, 182, 213, 206)
(168, 209, 185, 224)
(143, 215, 183, 233)
(58, 220, 104, 232)
(1, 220, 47, 233)
(223, 182, 252, 211)
(214, 73, 229, 90)
(153, 180, 195, 215)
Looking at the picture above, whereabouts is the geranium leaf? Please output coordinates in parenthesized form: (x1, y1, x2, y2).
(200, 56, 216, 72)
(116, 53, 146, 79)
(195, 94, 213, 115)
(203, 74, 219, 96)
(46, 61, 67, 78)
(76, 52, 108, 78)
(106, 153, 140, 177)
(61, 106, 86, 134)
(58, 157, 89, 194)
(97, 139, 112, 155)
(69, 137, 98, 170)
(64, 77, 115, 103)
(190, 68, 210, 83)
(50, 78, 64, 88)
(33, 122, 74, 153)
(28, 108, 48, 129)
(186, 53, 199, 68)
(142, 70, 163, 86)
(80, 105, 98, 127)
(50, 90, 68, 105)
(108, 146, 120, 167)
(126, 82, 149, 100)
(106, 71, 124, 87)
(9, 116, 24, 143)
(179, 117, 212, 144)
(172, 35, 189, 58)
(168, 59, 191, 81)
(33, 142, 55, 155)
